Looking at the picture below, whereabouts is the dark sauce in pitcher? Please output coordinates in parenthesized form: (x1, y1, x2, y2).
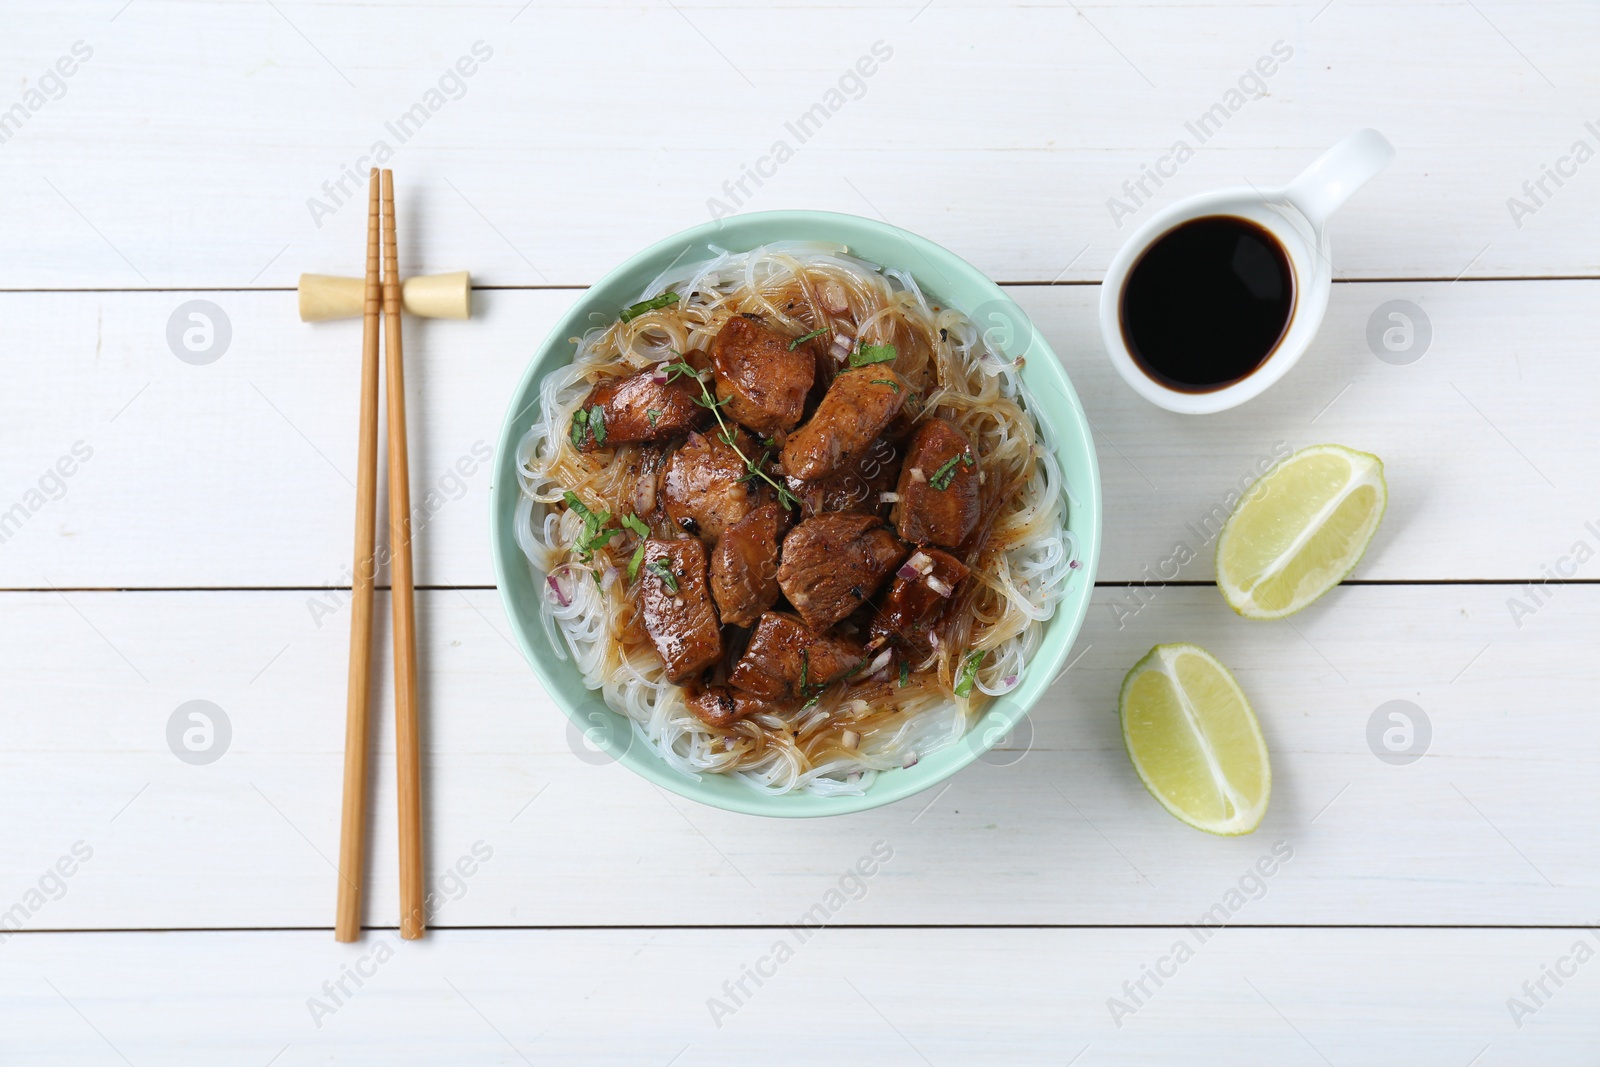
(1120, 216, 1295, 392)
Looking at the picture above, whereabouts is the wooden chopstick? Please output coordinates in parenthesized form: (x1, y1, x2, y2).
(380, 169, 426, 940)
(335, 169, 383, 943)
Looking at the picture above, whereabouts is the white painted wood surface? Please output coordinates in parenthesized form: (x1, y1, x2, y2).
(2, 585, 1596, 929)
(4, 929, 1594, 1064)
(0, 279, 1593, 587)
(2, 0, 1596, 1060)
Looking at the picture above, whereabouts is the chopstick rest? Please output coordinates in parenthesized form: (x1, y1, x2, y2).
(298, 270, 471, 322)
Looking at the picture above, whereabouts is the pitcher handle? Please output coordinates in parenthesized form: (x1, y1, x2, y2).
(1283, 129, 1394, 230)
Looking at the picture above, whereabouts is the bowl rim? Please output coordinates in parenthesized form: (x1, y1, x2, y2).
(489, 209, 1102, 817)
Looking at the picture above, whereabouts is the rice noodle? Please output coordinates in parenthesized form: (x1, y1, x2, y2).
(514, 242, 1079, 795)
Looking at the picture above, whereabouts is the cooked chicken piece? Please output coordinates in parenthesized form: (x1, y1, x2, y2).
(791, 435, 902, 519)
(776, 511, 905, 631)
(709, 503, 787, 628)
(660, 428, 767, 542)
(710, 315, 816, 435)
(683, 683, 784, 729)
(638, 538, 722, 683)
(891, 418, 980, 548)
(728, 612, 866, 701)
(780, 367, 908, 482)
(869, 547, 970, 651)
(573, 369, 710, 452)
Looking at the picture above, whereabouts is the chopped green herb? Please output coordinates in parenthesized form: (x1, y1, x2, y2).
(628, 542, 647, 580)
(954, 650, 985, 697)
(789, 327, 828, 351)
(563, 491, 596, 523)
(849, 343, 897, 367)
(693, 392, 731, 410)
(619, 291, 679, 323)
(569, 408, 588, 448)
(564, 491, 619, 561)
(645, 558, 678, 593)
(898, 658, 910, 688)
(646, 408, 663, 429)
(929, 451, 973, 491)
(798, 649, 809, 695)
(588, 405, 606, 445)
(579, 526, 620, 559)
(871, 378, 901, 393)
(622, 513, 650, 538)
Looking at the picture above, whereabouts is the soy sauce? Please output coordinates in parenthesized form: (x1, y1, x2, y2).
(1120, 216, 1294, 392)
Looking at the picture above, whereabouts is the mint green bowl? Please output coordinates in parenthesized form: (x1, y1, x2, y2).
(490, 210, 1101, 817)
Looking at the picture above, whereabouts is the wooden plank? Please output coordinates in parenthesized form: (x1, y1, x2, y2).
(1, 584, 1593, 930)
(0, 2, 1596, 287)
(0, 280, 1591, 587)
(1, 927, 1593, 1063)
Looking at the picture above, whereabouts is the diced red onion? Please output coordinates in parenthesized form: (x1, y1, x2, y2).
(927, 630, 940, 649)
(902, 752, 919, 769)
(546, 574, 571, 607)
(879, 492, 899, 504)
(863, 648, 893, 677)
(908, 468, 926, 484)
(820, 282, 849, 315)
(651, 367, 669, 384)
(926, 576, 953, 598)
(907, 550, 933, 575)
(896, 562, 920, 581)
(841, 730, 860, 749)
(1003, 674, 1018, 688)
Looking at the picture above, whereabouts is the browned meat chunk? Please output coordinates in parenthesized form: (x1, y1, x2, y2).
(660, 429, 767, 542)
(573, 369, 710, 452)
(776, 512, 905, 631)
(869, 547, 970, 651)
(780, 367, 908, 482)
(729, 612, 866, 701)
(891, 419, 980, 548)
(683, 683, 784, 729)
(639, 538, 722, 683)
(791, 435, 902, 519)
(710, 316, 816, 435)
(709, 503, 786, 628)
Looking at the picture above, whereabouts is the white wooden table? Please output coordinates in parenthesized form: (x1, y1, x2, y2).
(3, 1, 1596, 1062)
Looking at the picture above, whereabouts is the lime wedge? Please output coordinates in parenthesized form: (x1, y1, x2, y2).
(1216, 444, 1387, 620)
(1119, 643, 1269, 835)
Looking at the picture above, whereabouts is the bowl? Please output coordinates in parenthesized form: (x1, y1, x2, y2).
(489, 210, 1101, 817)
